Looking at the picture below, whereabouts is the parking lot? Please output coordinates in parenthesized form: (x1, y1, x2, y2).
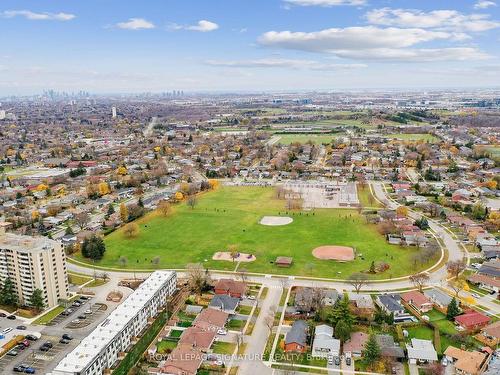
(0, 334, 76, 374)
(65, 303, 107, 329)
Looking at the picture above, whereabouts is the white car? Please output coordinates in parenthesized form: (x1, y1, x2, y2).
(84, 309, 93, 315)
(247, 295, 256, 300)
(471, 293, 481, 299)
(217, 329, 227, 335)
(2, 327, 13, 334)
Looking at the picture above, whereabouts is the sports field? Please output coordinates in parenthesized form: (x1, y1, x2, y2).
(277, 134, 341, 145)
(386, 133, 439, 142)
(75, 186, 437, 278)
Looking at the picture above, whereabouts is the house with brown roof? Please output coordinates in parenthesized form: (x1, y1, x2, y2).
(343, 332, 369, 357)
(455, 311, 491, 331)
(468, 273, 500, 293)
(159, 344, 204, 375)
(178, 326, 216, 351)
(193, 308, 229, 331)
(444, 346, 488, 375)
(214, 278, 247, 298)
(478, 321, 500, 347)
(401, 291, 433, 313)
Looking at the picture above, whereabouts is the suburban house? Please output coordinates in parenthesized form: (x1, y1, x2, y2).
(178, 326, 216, 351)
(424, 288, 453, 312)
(467, 273, 500, 293)
(323, 290, 341, 306)
(193, 308, 229, 331)
(209, 294, 239, 314)
(311, 324, 340, 358)
(455, 311, 491, 331)
(349, 293, 375, 311)
(478, 260, 500, 278)
(376, 294, 411, 321)
(406, 338, 438, 364)
(285, 320, 308, 353)
(294, 287, 317, 313)
(444, 346, 488, 375)
(214, 279, 247, 298)
(376, 334, 405, 359)
(343, 332, 369, 358)
(160, 344, 204, 375)
(401, 291, 433, 314)
(478, 321, 500, 346)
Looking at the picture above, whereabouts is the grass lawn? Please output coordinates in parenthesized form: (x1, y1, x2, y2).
(357, 185, 383, 208)
(237, 305, 253, 315)
(212, 341, 236, 355)
(386, 133, 439, 142)
(68, 273, 93, 285)
(75, 186, 437, 279)
(276, 134, 341, 145)
(32, 295, 80, 325)
(169, 329, 183, 338)
(227, 319, 246, 330)
(157, 339, 177, 353)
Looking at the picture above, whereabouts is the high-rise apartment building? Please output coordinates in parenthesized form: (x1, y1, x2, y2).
(0, 222, 69, 308)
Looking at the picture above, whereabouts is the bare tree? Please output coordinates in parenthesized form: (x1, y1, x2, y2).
(448, 277, 467, 297)
(99, 272, 109, 281)
(123, 222, 139, 238)
(265, 305, 277, 333)
(186, 263, 211, 296)
(158, 200, 171, 216)
(152, 256, 161, 267)
(187, 195, 197, 210)
(118, 256, 128, 268)
(348, 272, 368, 294)
(409, 272, 430, 292)
(237, 268, 248, 283)
(74, 212, 90, 230)
(446, 260, 467, 279)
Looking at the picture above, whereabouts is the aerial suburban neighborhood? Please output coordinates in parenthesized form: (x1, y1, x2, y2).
(1, 1, 500, 375)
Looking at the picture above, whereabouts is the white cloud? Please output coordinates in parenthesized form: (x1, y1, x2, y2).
(333, 47, 490, 62)
(1, 10, 75, 21)
(170, 20, 219, 32)
(206, 58, 366, 70)
(258, 26, 456, 52)
(474, 1, 497, 9)
(366, 8, 500, 32)
(283, 0, 366, 6)
(187, 20, 219, 32)
(116, 18, 155, 30)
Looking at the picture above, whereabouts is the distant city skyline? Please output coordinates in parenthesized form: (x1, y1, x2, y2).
(0, 0, 499, 94)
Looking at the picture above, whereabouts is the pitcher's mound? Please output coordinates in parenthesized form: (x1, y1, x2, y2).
(312, 246, 355, 261)
(259, 216, 293, 226)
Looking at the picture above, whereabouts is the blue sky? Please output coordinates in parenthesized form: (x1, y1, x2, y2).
(0, 0, 499, 94)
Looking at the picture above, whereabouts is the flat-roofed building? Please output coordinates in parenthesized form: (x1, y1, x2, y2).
(0, 222, 68, 308)
(51, 270, 177, 375)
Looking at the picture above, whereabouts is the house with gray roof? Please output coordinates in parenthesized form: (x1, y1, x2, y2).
(312, 324, 340, 358)
(424, 288, 453, 311)
(285, 320, 308, 353)
(376, 294, 410, 321)
(376, 334, 405, 359)
(406, 338, 438, 364)
(209, 294, 239, 314)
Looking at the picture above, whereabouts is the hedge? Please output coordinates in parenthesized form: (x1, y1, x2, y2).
(112, 310, 167, 375)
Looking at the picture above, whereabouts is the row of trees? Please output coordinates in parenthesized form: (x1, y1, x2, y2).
(0, 278, 45, 310)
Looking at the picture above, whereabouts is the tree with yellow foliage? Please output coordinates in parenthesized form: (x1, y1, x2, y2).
(485, 179, 498, 190)
(158, 200, 171, 217)
(396, 206, 408, 217)
(35, 183, 48, 192)
(174, 191, 184, 201)
(98, 182, 111, 196)
(208, 179, 219, 190)
(180, 182, 190, 194)
(123, 223, 139, 238)
(31, 210, 40, 221)
(487, 211, 500, 230)
(117, 165, 128, 176)
(119, 203, 128, 222)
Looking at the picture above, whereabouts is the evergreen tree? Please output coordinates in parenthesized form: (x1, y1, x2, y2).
(363, 334, 381, 366)
(65, 225, 74, 235)
(328, 295, 356, 329)
(106, 204, 115, 217)
(29, 288, 45, 310)
(369, 261, 376, 274)
(446, 297, 460, 320)
(0, 277, 18, 306)
(81, 235, 106, 260)
(335, 320, 351, 342)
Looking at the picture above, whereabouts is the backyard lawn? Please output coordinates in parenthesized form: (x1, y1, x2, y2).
(74, 186, 438, 279)
(212, 341, 236, 355)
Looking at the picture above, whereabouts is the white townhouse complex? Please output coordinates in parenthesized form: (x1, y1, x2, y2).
(51, 270, 177, 375)
(0, 222, 69, 308)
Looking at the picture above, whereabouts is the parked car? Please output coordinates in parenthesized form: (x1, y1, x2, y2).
(472, 293, 481, 299)
(62, 333, 73, 340)
(7, 350, 19, 356)
(247, 295, 256, 300)
(25, 334, 39, 341)
(77, 315, 87, 320)
(15, 344, 26, 351)
(59, 338, 70, 344)
(16, 325, 27, 330)
(20, 340, 30, 347)
(2, 327, 13, 334)
(79, 296, 90, 300)
(334, 357, 340, 366)
(24, 367, 36, 374)
(13, 364, 28, 372)
(84, 309, 93, 315)
(346, 357, 351, 366)
(327, 356, 333, 365)
(0, 312, 6, 317)
(217, 329, 227, 335)
(7, 315, 16, 320)
(71, 319, 81, 324)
